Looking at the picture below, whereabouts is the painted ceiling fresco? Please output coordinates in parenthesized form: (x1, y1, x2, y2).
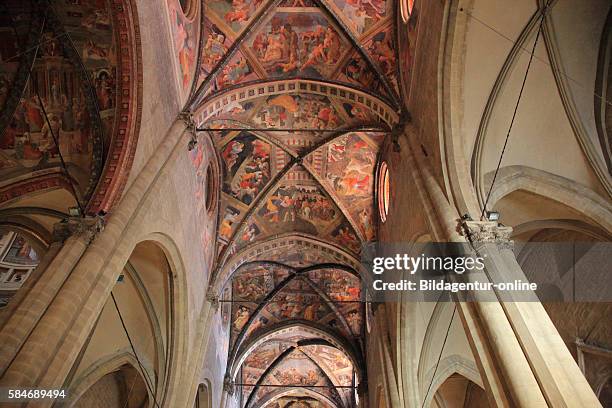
(189, 0, 406, 405)
(0, 0, 120, 204)
(167, 0, 198, 91)
(194, 0, 399, 102)
(237, 329, 355, 408)
(266, 398, 335, 408)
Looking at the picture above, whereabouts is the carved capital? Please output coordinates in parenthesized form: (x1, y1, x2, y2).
(462, 220, 513, 250)
(223, 375, 235, 395)
(53, 216, 105, 243)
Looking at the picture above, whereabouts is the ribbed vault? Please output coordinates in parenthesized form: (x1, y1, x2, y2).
(187, 0, 405, 404)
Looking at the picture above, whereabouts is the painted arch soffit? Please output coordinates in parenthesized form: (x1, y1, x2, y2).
(192, 0, 400, 107)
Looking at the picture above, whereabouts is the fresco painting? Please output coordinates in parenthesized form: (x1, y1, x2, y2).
(200, 0, 399, 403)
(264, 292, 334, 324)
(253, 93, 344, 129)
(268, 399, 333, 407)
(1, 233, 39, 266)
(280, 0, 317, 6)
(219, 204, 242, 242)
(330, 220, 361, 254)
(329, 0, 388, 36)
(214, 51, 258, 90)
(232, 263, 290, 302)
(365, 25, 399, 92)
(248, 11, 349, 78)
(317, 132, 381, 239)
(230, 274, 360, 345)
(167, 0, 196, 89)
(306, 269, 361, 302)
(212, 99, 258, 122)
(257, 183, 340, 236)
(206, 0, 267, 35)
(234, 324, 358, 407)
(257, 351, 344, 405)
(269, 354, 325, 386)
(0, 0, 118, 197)
(304, 345, 352, 374)
(221, 132, 271, 205)
(340, 52, 378, 89)
(201, 20, 232, 75)
(341, 101, 378, 123)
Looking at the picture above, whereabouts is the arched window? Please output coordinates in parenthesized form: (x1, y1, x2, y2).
(0, 231, 40, 308)
(378, 162, 390, 223)
(194, 381, 212, 408)
(400, 0, 415, 23)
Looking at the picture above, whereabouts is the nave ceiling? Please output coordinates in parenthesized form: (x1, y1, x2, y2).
(173, 0, 416, 405)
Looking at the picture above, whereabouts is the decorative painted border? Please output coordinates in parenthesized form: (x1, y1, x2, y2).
(0, 173, 73, 205)
(194, 79, 400, 128)
(86, 0, 143, 215)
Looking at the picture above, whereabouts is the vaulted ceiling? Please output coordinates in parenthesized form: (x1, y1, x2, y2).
(0, 0, 140, 216)
(182, 0, 413, 405)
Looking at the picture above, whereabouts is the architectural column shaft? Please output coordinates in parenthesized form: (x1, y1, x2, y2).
(403, 131, 548, 407)
(0, 119, 188, 404)
(0, 237, 86, 376)
(486, 245, 602, 407)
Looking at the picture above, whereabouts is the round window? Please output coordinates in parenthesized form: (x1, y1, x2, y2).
(378, 162, 390, 223)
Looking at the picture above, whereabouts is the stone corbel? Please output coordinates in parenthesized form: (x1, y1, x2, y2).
(391, 110, 411, 152)
(206, 290, 220, 311)
(52, 216, 105, 244)
(461, 220, 514, 250)
(179, 110, 198, 151)
(223, 375, 235, 396)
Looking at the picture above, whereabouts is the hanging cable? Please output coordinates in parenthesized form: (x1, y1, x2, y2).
(3, 2, 86, 214)
(480, 5, 548, 220)
(421, 305, 457, 407)
(460, 2, 612, 110)
(111, 292, 162, 408)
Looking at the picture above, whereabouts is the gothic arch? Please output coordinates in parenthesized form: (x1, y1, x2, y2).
(485, 165, 612, 233)
(210, 233, 364, 296)
(65, 351, 152, 407)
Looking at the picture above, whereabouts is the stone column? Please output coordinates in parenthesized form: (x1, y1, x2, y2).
(0, 118, 189, 406)
(462, 221, 602, 407)
(402, 133, 548, 407)
(0, 217, 103, 377)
